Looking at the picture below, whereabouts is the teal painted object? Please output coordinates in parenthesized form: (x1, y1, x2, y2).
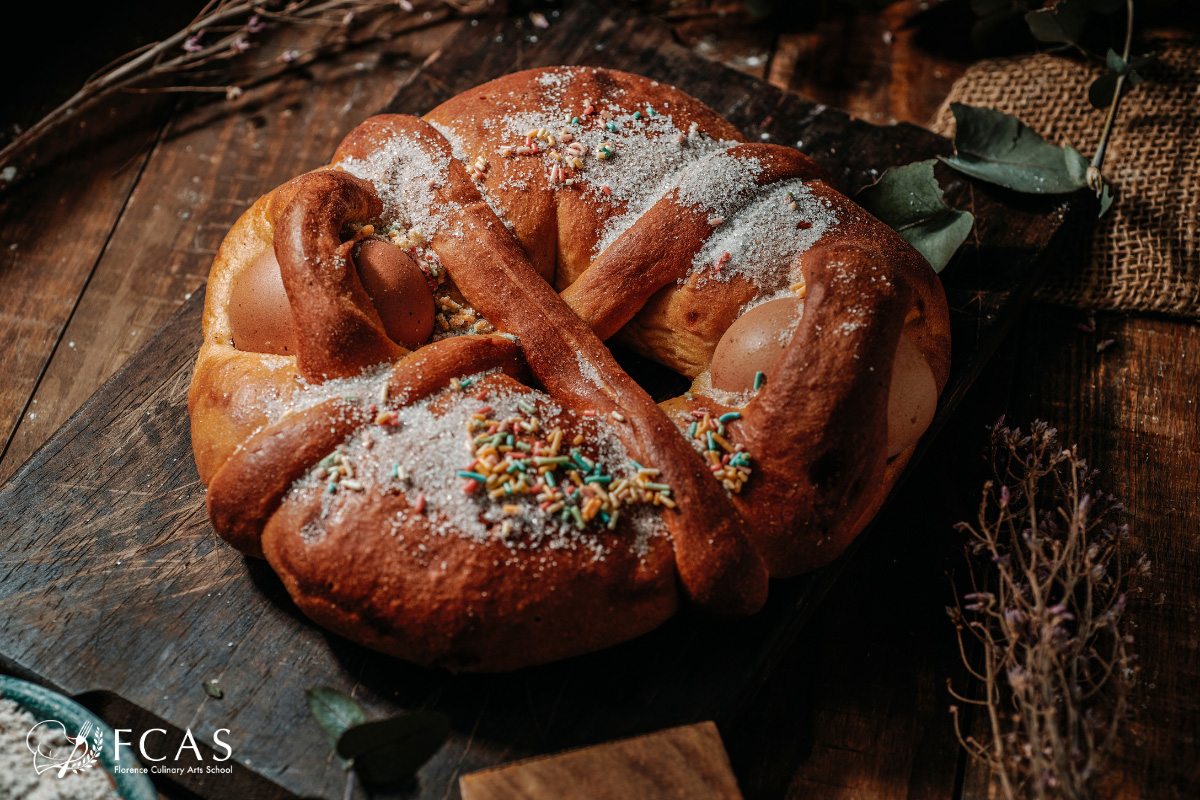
(0, 675, 156, 800)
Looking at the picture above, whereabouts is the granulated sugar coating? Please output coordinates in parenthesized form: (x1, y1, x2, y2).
(337, 66, 838, 297)
(284, 373, 666, 564)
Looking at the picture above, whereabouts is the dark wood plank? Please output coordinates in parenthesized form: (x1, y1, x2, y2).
(765, 332, 1022, 800)
(0, 101, 170, 473)
(459, 721, 743, 800)
(0, 4, 1081, 799)
(985, 309, 1200, 800)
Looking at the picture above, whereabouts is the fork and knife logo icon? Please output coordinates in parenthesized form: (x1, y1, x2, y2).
(26, 718, 103, 777)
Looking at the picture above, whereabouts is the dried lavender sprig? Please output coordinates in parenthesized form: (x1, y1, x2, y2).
(948, 420, 1148, 800)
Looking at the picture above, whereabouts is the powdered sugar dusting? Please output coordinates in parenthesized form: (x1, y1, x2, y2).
(338, 129, 457, 242)
(692, 178, 836, 290)
(286, 374, 666, 561)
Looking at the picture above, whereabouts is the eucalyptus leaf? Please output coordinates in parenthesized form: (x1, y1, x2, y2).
(942, 103, 1090, 194)
(336, 712, 451, 787)
(1088, 72, 1131, 109)
(1099, 182, 1114, 217)
(202, 680, 223, 700)
(1089, 50, 1150, 108)
(1106, 48, 1128, 74)
(1025, 0, 1088, 44)
(306, 686, 366, 747)
(857, 160, 973, 274)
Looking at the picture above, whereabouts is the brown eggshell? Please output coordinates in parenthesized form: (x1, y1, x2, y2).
(710, 297, 804, 393)
(354, 238, 435, 349)
(230, 239, 436, 356)
(710, 295, 937, 457)
(886, 333, 938, 458)
(229, 247, 298, 356)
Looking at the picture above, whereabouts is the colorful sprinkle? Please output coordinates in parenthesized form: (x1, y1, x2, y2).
(687, 409, 753, 494)
(457, 403, 672, 534)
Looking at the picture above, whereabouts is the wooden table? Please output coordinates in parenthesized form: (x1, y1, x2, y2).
(0, 2, 1194, 798)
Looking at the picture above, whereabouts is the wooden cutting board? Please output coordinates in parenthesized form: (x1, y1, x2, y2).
(0, 3, 1080, 799)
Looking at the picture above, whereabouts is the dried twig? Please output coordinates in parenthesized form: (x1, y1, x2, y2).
(948, 420, 1148, 800)
(0, 0, 488, 188)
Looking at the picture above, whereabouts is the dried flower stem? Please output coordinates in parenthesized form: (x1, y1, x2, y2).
(948, 420, 1147, 800)
(1090, 0, 1135, 175)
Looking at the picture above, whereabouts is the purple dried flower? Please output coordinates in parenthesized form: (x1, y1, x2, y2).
(278, 48, 300, 63)
(397, 0, 415, 10)
(184, 34, 204, 53)
(231, 35, 250, 54)
(1096, 338, 1116, 353)
(246, 14, 266, 33)
(999, 485, 1010, 508)
(225, 86, 244, 101)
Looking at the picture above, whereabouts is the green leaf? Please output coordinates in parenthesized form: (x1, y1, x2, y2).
(1098, 182, 1114, 217)
(1089, 50, 1151, 108)
(1088, 72, 1128, 109)
(202, 679, 223, 699)
(306, 686, 366, 747)
(1025, 0, 1088, 44)
(942, 103, 1090, 194)
(336, 712, 451, 787)
(857, 160, 974, 274)
(1106, 47, 1128, 74)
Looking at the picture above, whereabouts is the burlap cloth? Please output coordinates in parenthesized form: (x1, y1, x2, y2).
(931, 42, 1199, 317)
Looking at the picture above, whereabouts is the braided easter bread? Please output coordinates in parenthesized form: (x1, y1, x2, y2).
(188, 67, 949, 671)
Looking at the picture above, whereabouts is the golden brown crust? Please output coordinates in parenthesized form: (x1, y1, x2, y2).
(188, 66, 950, 670)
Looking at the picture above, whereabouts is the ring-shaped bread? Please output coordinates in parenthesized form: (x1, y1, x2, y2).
(188, 67, 950, 671)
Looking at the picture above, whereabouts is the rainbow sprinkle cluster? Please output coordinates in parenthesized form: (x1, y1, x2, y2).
(688, 410, 753, 494)
(459, 400, 674, 534)
(318, 448, 364, 493)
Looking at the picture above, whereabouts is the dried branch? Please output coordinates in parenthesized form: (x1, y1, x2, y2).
(0, 0, 488, 189)
(948, 420, 1148, 800)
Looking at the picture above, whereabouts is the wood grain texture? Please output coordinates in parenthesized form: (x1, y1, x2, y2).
(0, 16, 462, 485)
(459, 721, 743, 800)
(1010, 310, 1200, 800)
(0, 3, 1080, 799)
(0, 101, 169, 473)
(760, 0, 970, 127)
